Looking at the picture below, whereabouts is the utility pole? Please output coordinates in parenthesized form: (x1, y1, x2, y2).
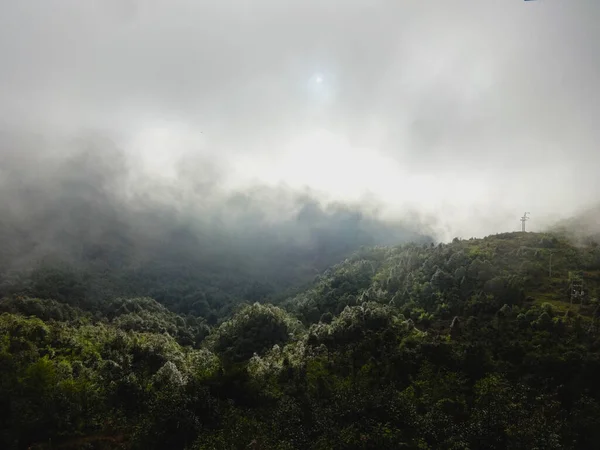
(549, 253, 552, 278)
(520, 212, 530, 232)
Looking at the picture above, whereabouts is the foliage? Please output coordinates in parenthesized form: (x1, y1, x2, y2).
(1, 232, 600, 449)
(207, 303, 303, 364)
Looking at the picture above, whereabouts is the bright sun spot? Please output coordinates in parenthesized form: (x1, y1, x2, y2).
(315, 75, 323, 84)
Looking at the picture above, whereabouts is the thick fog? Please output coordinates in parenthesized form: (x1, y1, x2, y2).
(1, 0, 600, 242)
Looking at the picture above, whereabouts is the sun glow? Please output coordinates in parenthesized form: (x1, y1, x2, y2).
(128, 121, 491, 240)
(232, 128, 488, 213)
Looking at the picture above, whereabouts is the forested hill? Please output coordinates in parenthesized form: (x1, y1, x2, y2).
(2, 231, 600, 449)
(0, 198, 429, 322)
(284, 230, 600, 325)
(0, 138, 431, 321)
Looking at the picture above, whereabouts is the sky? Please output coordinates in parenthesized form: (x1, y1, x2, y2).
(1, 0, 599, 241)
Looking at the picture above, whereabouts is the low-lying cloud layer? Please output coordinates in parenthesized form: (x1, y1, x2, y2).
(0, 131, 431, 314)
(1, 0, 600, 241)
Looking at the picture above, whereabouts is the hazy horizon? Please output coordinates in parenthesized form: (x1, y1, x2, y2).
(2, 0, 600, 242)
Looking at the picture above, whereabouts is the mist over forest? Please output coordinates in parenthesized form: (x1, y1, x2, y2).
(3, 1, 600, 449)
(0, 129, 432, 318)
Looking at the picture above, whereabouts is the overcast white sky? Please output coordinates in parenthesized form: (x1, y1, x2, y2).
(1, 0, 599, 240)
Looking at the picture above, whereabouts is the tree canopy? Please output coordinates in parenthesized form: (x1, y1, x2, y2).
(2, 231, 600, 449)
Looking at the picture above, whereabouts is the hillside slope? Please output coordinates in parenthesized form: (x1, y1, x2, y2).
(0, 203, 430, 322)
(2, 231, 600, 449)
(284, 231, 600, 325)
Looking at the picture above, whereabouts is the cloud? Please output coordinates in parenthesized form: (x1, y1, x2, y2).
(0, 0, 599, 241)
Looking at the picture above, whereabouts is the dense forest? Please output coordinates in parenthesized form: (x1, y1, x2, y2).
(3, 227, 600, 449)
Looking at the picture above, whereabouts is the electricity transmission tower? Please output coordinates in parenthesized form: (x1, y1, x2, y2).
(570, 276, 584, 307)
(520, 212, 530, 232)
